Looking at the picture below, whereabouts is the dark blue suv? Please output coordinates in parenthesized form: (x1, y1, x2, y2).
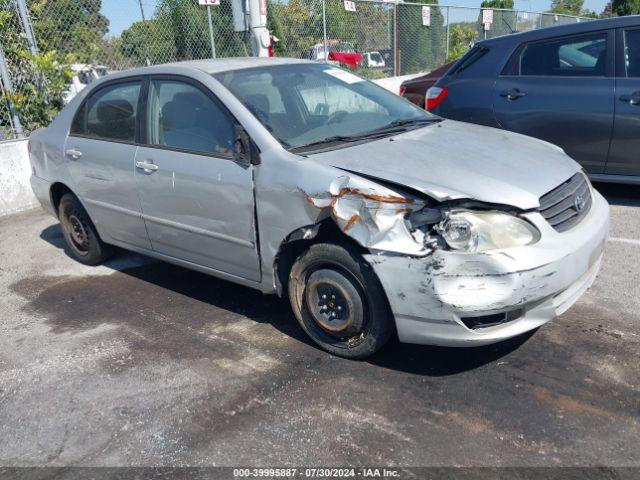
(429, 15, 640, 183)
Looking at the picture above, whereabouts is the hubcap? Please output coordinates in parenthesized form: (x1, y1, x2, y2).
(305, 270, 362, 336)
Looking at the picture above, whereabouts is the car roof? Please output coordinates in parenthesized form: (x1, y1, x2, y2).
(114, 57, 315, 78)
(482, 14, 640, 46)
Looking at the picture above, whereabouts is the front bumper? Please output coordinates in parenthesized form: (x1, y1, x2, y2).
(365, 189, 610, 347)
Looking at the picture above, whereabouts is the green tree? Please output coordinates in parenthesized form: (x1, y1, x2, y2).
(480, 0, 514, 8)
(397, 0, 445, 74)
(581, 9, 601, 17)
(119, 20, 174, 65)
(119, 0, 248, 66)
(612, 0, 640, 15)
(266, 0, 286, 55)
(28, 0, 109, 62)
(269, 0, 317, 58)
(0, 3, 71, 134)
(154, 0, 246, 60)
(550, 0, 584, 16)
(448, 24, 476, 61)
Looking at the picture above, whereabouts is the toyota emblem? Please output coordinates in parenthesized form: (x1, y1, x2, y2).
(574, 194, 587, 212)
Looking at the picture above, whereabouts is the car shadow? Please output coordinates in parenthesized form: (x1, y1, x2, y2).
(38, 223, 531, 376)
(369, 331, 535, 376)
(593, 182, 640, 207)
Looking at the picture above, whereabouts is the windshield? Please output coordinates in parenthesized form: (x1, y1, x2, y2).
(214, 63, 435, 151)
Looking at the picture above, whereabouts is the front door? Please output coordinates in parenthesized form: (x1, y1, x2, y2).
(605, 27, 640, 176)
(134, 76, 261, 281)
(493, 30, 615, 174)
(66, 78, 151, 249)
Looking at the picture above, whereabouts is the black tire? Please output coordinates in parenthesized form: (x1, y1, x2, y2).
(58, 193, 113, 265)
(288, 242, 394, 359)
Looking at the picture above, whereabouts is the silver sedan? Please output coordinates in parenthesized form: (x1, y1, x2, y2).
(28, 58, 609, 358)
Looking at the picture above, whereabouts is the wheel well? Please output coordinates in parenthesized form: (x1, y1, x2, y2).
(274, 220, 365, 297)
(50, 182, 73, 217)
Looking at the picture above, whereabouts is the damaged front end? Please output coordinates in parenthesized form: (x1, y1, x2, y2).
(301, 174, 541, 259)
(303, 175, 437, 256)
(298, 171, 609, 347)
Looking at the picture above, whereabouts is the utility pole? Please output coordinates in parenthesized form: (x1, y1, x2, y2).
(207, 6, 217, 59)
(322, 0, 328, 62)
(137, 0, 151, 65)
(248, 0, 270, 56)
(138, 0, 147, 22)
(445, 6, 450, 62)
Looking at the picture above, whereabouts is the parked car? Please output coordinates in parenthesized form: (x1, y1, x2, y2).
(399, 61, 454, 106)
(307, 41, 362, 69)
(362, 51, 386, 69)
(64, 64, 109, 104)
(427, 16, 640, 183)
(28, 58, 609, 359)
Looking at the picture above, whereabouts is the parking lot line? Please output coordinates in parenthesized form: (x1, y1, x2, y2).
(608, 237, 640, 246)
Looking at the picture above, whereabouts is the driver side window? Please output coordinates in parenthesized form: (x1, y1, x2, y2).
(147, 79, 234, 155)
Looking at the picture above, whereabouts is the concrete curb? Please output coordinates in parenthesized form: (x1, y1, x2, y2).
(0, 139, 38, 217)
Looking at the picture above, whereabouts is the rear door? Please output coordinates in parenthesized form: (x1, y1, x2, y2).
(134, 76, 261, 281)
(605, 27, 640, 176)
(493, 30, 615, 174)
(65, 78, 151, 249)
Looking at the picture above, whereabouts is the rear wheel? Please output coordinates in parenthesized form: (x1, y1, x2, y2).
(58, 193, 112, 265)
(288, 243, 393, 359)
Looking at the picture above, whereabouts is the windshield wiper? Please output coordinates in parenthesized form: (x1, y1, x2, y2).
(289, 131, 395, 152)
(374, 117, 440, 131)
(289, 118, 440, 153)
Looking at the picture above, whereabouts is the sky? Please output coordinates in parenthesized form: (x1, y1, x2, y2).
(102, 0, 610, 37)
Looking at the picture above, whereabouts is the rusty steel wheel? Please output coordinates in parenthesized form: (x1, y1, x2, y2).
(58, 193, 113, 266)
(61, 205, 91, 257)
(304, 269, 364, 337)
(288, 242, 393, 359)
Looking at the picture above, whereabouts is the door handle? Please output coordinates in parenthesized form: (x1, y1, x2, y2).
(65, 148, 82, 160)
(135, 160, 159, 172)
(619, 92, 640, 105)
(500, 89, 526, 101)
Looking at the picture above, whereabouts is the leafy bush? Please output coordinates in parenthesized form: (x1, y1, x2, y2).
(448, 24, 476, 61)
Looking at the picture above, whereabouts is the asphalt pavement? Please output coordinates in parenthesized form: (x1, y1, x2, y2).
(0, 182, 638, 467)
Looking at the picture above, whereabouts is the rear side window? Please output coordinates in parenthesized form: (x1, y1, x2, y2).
(517, 33, 607, 77)
(71, 81, 141, 142)
(623, 28, 640, 77)
(449, 45, 488, 75)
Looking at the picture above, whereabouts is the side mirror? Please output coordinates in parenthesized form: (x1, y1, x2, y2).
(234, 125, 260, 166)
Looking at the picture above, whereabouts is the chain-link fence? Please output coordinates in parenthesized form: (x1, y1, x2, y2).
(0, 0, 593, 141)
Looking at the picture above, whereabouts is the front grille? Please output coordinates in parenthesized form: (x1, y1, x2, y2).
(539, 173, 592, 233)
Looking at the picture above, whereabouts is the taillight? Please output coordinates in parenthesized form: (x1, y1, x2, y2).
(425, 86, 448, 111)
(399, 85, 406, 96)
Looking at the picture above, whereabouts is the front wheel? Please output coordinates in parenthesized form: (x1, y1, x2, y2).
(288, 243, 394, 359)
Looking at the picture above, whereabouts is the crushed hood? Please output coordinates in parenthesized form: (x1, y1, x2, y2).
(308, 120, 581, 210)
